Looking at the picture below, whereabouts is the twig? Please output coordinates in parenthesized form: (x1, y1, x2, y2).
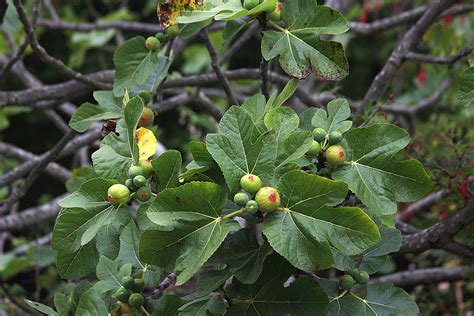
(148, 273, 177, 300)
(12, 0, 110, 90)
(258, 16, 269, 99)
(371, 266, 474, 287)
(13, 233, 52, 256)
(196, 91, 224, 121)
(361, 0, 456, 109)
(220, 22, 260, 65)
(0, 130, 76, 214)
(201, 28, 239, 106)
(405, 47, 474, 64)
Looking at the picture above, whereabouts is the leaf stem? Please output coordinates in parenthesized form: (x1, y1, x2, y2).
(140, 306, 151, 316)
(221, 207, 245, 220)
(267, 20, 287, 33)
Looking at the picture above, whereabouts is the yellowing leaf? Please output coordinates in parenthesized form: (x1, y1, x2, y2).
(136, 127, 157, 160)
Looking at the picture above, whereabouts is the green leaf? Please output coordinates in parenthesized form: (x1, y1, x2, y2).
(0, 254, 30, 279)
(152, 150, 182, 191)
(206, 106, 277, 191)
(178, 294, 226, 316)
(263, 170, 380, 271)
(69, 91, 123, 133)
(261, 1, 348, 79)
(95, 224, 120, 259)
(92, 132, 132, 183)
(75, 288, 108, 316)
(94, 256, 132, 294)
(116, 221, 144, 269)
(195, 269, 231, 297)
(312, 98, 352, 134)
(140, 182, 240, 285)
(52, 179, 130, 279)
(273, 78, 299, 108)
(149, 294, 184, 316)
(124, 96, 144, 164)
(207, 228, 273, 284)
(458, 67, 474, 107)
(299, 107, 318, 131)
(25, 300, 58, 316)
(113, 36, 170, 97)
(226, 254, 329, 315)
(332, 123, 432, 217)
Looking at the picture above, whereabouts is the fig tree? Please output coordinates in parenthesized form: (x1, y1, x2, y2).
(136, 187, 152, 202)
(240, 174, 262, 194)
(133, 175, 147, 188)
(107, 184, 130, 205)
(115, 287, 131, 303)
(121, 276, 135, 290)
(244, 0, 260, 10)
(132, 278, 145, 292)
(138, 159, 153, 178)
(128, 293, 145, 308)
(306, 140, 321, 157)
(339, 275, 354, 290)
(255, 187, 280, 212)
(138, 91, 152, 104)
(328, 131, 343, 144)
(145, 36, 160, 51)
(313, 128, 327, 142)
(234, 191, 251, 206)
(245, 200, 259, 214)
(129, 165, 142, 178)
(138, 107, 155, 127)
(326, 145, 346, 166)
(354, 271, 369, 284)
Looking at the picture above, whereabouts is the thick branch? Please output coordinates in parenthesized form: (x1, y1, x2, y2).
(148, 273, 177, 300)
(371, 266, 474, 287)
(399, 202, 474, 255)
(361, 0, 455, 108)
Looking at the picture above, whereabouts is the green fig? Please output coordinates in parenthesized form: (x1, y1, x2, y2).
(138, 107, 155, 127)
(107, 184, 130, 206)
(234, 191, 251, 206)
(145, 36, 160, 51)
(255, 187, 280, 213)
(306, 140, 321, 157)
(328, 131, 343, 145)
(326, 145, 346, 166)
(128, 293, 145, 308)
(312, 128, 327, 142)
(339, 275, 355, 290)
(240, 174, 262, 194)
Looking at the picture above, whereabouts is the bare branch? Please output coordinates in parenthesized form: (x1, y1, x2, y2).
(12, 0, 111, 90)
(361, 0, 455, 108)
(371, 266, 474, 287)
(196, 91, 224, 121)
(220, 22, 260, 65)
(148, 273, 177, 300)
(201, 28, 240, 106)
(405, 47, 474, 64)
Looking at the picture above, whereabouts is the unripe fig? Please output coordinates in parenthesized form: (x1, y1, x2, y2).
(339, 275, 355, 290)
(240, 174, 262, 194)
(166, 24, 180, 39)
(115, 287, 131, 303)
(118, 302, 134, 313)
(122, 276, 135, 290)
(128, 293, 145, 308)
(306, 140, 321, 157)
(313, 128, 327, 142)
(354, 271, 369, 284)
(328, 131, 343, 145)
(125, 179, 136, 191)
(268, 2, 282, 21)
(244, 0, 260, 10)
(145, 36, 160, 51)
(255, 187, 280, 213)
(108, 184, 130, 205)
(234, 191, 251, 206)
(326, 145, 346, 166)
(136, 187, 152, 202)
(245, 200, 259, 214)
(138, 91, 152, 104)
(155, 32, 166, 43)
(129, 165, 142, 178)
(138, 160, 154, 178)
(132, 278, 145, 292)
(347, 268, 358, 278)
(138, 107, 154, 127)
(133, 175, 147, 188)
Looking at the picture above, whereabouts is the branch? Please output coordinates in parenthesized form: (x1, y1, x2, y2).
(399, 202, 474, 255)
(12, 0, 110, 90)
(371, 266, 474, 287)
(201, 28, 239, 106)
(361, 0, 456, 108)
(0, 196, 65, 232)
(258, 16, 269, 99)
(405, 47, 474, 64)
(37, 18, 163, 34)
(220, 22, 259, 65)
(13, 233, 52, 256)
(0, 130, 76, 214)
(148, 273, 177, 300)
(196, 91, 224, 121)
(0, 142, 71, 182)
